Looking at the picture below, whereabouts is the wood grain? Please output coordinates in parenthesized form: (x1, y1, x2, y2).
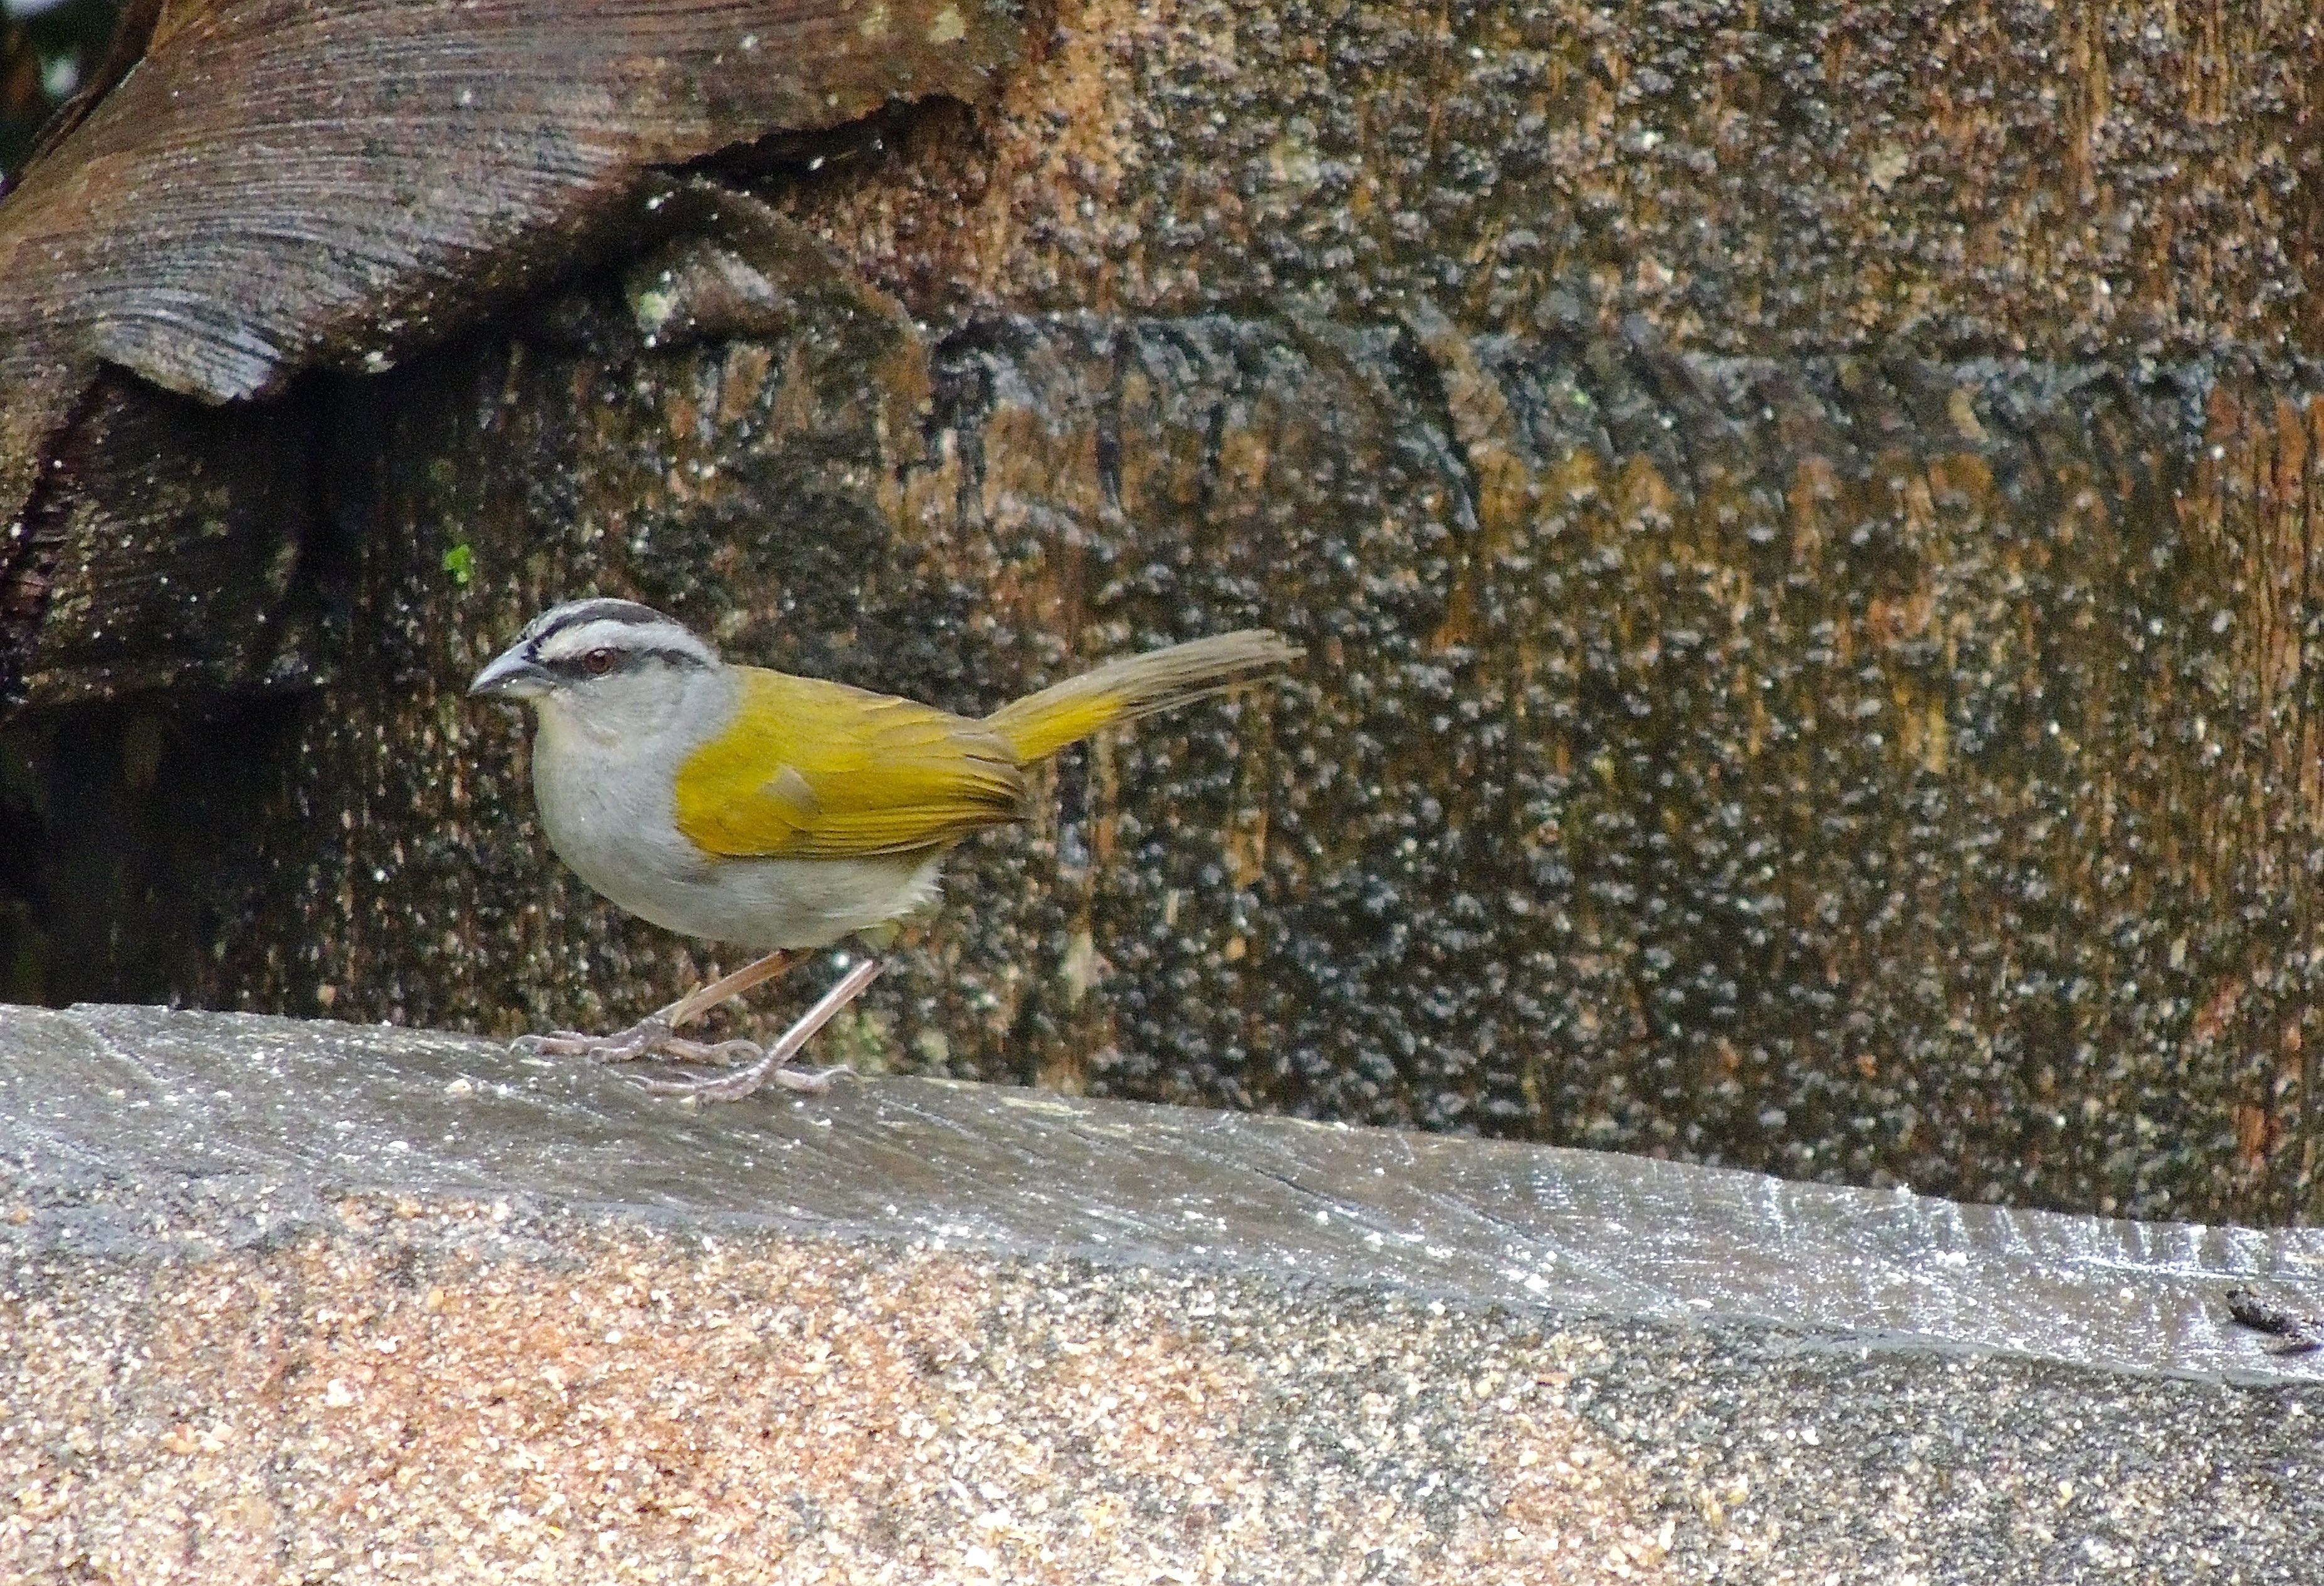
(0, 0, 1019, 706)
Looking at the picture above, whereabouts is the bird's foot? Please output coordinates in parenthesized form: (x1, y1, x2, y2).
(652, 1036, 765, 1067)
(634, 958, 883, 1103)
(512, 1014, 680, 1064)
(508, 948, 798, 1066)
(636, 1054, 851, 1101)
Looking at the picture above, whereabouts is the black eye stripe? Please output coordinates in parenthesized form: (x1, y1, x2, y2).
(538, 646, 707, 680)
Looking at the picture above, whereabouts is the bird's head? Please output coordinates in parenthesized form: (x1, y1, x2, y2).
(469, 597, 723, 742)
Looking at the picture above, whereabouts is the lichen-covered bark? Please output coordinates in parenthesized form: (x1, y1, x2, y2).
(772, 0, 2322, 357)
(160, 265, 2324, 1225)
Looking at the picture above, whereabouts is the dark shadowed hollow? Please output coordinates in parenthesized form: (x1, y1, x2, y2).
(4, 0, 2323, 1226)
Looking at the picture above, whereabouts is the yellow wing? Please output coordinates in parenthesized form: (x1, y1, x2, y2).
(674, 667, 1029, 859)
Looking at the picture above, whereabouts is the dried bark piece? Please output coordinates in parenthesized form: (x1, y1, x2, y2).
(0, 0, 1019, 708)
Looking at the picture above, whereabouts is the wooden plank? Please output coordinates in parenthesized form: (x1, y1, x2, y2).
(8, 1000, 2320, 1386)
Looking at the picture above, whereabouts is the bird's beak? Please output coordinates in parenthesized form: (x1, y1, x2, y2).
(468, 643, 551, 700)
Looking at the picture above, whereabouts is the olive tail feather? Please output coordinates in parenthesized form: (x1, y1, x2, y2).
(983, 629, 1302, 765)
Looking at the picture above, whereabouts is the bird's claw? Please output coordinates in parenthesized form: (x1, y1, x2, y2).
(653, 1036, 762, 1068)
(636, 1056, 850, 1101)
(514, 957, 881, 1102)
(510, 1015, 677, 1063)
(510, 1025, 845, 1096)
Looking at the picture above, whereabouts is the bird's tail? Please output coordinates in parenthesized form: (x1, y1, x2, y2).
(982, 630, 1301, 765)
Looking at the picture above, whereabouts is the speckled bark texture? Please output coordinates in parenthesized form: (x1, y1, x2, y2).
(768, 0, 2322, 357)
(179, 288, 2324, 1229)
(5, 1, 2324, 1227)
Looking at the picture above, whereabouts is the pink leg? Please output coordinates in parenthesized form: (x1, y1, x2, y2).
(637, 958, 885, 1101)
(514, 948, 793, 1064)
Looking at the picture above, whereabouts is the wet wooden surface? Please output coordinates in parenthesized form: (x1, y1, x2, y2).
(8, 1002, 2321, 1385)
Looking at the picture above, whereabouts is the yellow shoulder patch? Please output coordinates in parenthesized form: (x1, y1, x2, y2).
(674, 667, 1029, 859)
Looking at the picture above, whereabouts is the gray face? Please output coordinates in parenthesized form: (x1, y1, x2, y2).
(468, 599, 720, 706)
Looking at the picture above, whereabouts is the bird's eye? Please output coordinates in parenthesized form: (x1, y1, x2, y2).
(583, 648, 616, 676)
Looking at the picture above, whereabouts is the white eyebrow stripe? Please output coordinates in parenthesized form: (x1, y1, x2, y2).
(525, 597, 666, 644)
(533, 617, 711, 665)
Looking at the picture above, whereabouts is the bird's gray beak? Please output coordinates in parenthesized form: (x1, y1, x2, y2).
(468, 643, 551, 700)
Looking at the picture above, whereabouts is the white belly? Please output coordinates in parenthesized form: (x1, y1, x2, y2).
(528, 707, 943, 950)
(589, 844, 945, 950)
